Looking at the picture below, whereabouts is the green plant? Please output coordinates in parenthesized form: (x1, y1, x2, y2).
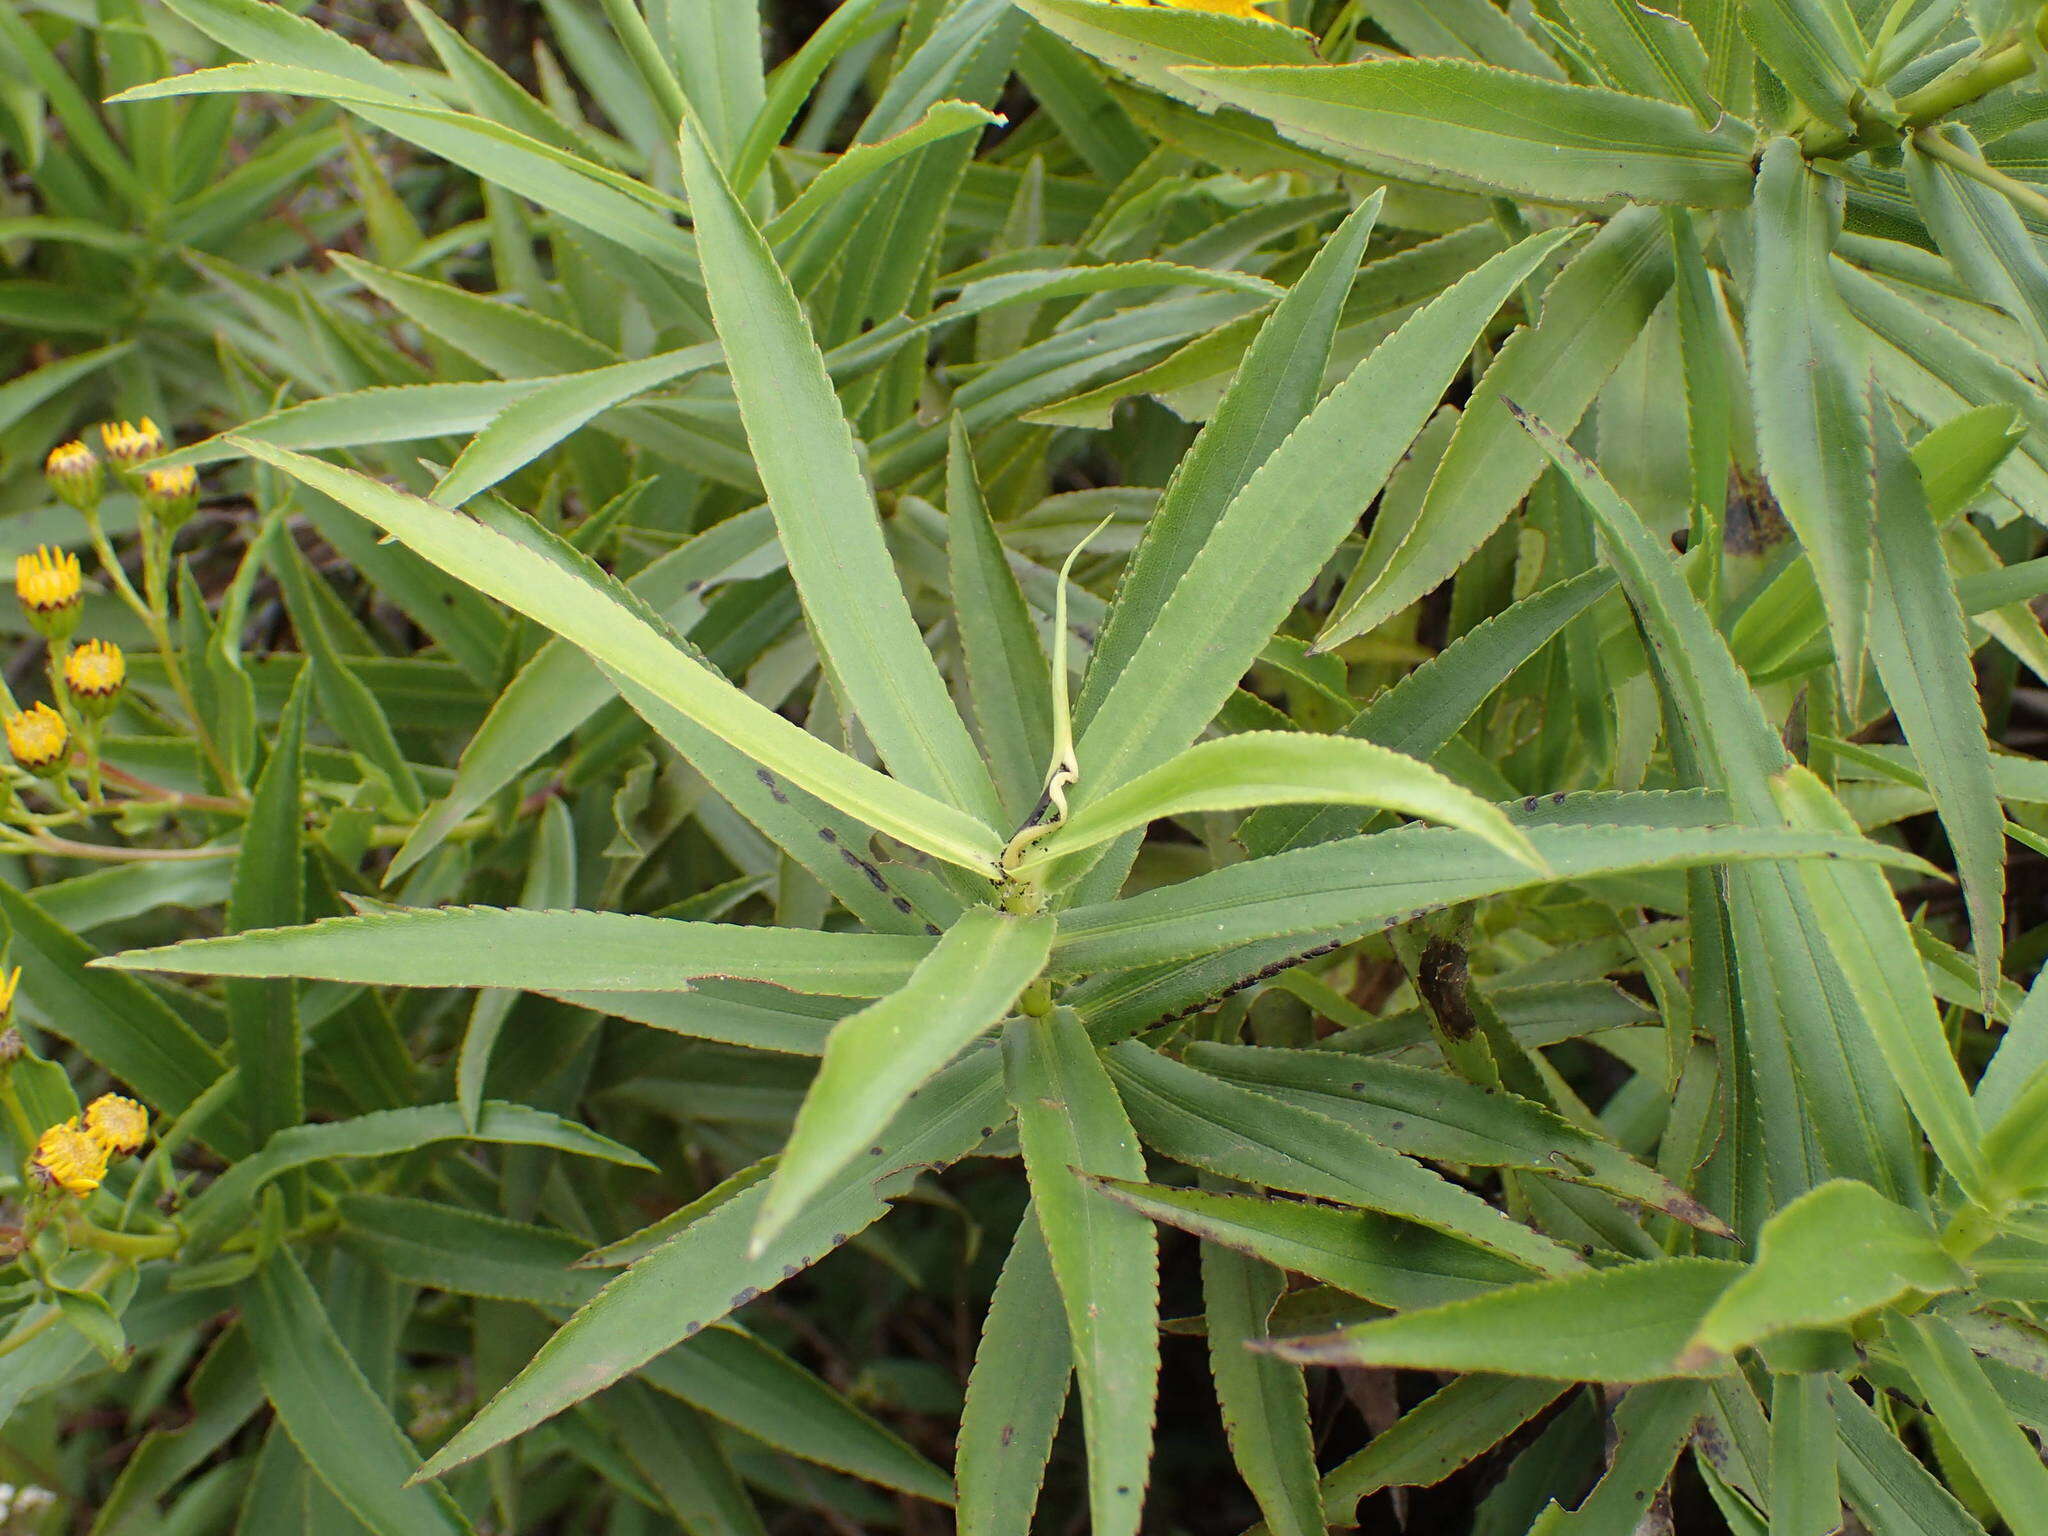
(8, 0, 2048, 1529)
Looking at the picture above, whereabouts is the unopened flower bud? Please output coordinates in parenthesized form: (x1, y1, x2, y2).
(98, 418, 163, 474)
(44, 441, 103, 514)
(141, 463, 199, 533)
(63, 640, 124, 719)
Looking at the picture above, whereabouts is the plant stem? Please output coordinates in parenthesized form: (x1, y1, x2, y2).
(1912, 125, 2048, 224)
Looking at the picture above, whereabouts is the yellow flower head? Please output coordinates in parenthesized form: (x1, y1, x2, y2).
(141, 464, 199, 531)
(1141, 0, 1282, 17)
(0, 967, 19, 1025)
(63, 639, 125, 717)
(5, 703, 68, 774)
(83, 1094, 148, 1157)
(15, 546, 80, 617)
(30, 1118, 108, 1196)
(99, 417, 163, 468)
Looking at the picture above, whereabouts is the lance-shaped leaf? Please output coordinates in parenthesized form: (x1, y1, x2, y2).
(1020, 733, 1543, 875)
(753, 907, 1051, 1249)
(947, 419, 1055, 825)
(228, 440, 1004, 874)
(1179, 58, 1755, 207)
(1051, 819, 1919, 975)
(1077, 192, 1382, 731)
(416, 1050, 1005, 1481)
(1266, 1259, 1744, 1381)
(1548, 0, 1720, 123)
(678, 117, 1001, 825)
(1011, 0, 1320, 114)
(1681, 1181, 1966, 1368)
(239, 1249, 474, 1536)
(100, 906, 931, 997)
(1750, 137, 1875, 692)
(1106, 1042, 1584, 1275)
(957, 1205, 1072, 1536)
(1773, 767, 1991, 1202)
(1319, 206, 1669, 651)
(1005, 1012, 1159, 1536)
(1738, 0, 1864, 131)
(1908, 126, 2048, 380)
(431, 345, 721, 507)
(1887, 1314, 2048, 1536)
(226, 675, 308, 1146)
(1077, 226, 1579, 802)
(1091, 1177, 1530, 1310)
(1203, 1239, 1323, 1536)
(1865, 408, 2006, 1006)
(180, 1102, 652, 1251)
(1184, 1042, 1729, 1233)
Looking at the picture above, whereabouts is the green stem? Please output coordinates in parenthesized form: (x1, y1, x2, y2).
(1801, 22, 2043, 158)
(68, 1217, 179, 1261)
(1912, 125, 2048, 224)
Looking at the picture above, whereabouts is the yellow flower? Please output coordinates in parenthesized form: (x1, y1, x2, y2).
(44, 441, 103, 513)
(83, 1094, 148, 1157)
(141, 463, 199, 531)
(98, 417, 163, 469)
(30, 1118, 107, 1196)
(15, 546, 82, 641)
(63, 639, 124, 718)
(0, 967, 19, 1026)
(5, 704, 68, 775)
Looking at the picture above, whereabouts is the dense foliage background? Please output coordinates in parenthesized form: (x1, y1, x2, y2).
(12, 0, 2048, 1531)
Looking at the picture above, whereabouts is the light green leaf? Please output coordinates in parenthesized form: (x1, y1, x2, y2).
(1319, 206, 1667, 650)
(1051, 819, 1917, 975)
(1015, 0, 1319, 113)
(1180, 58, 1755, 207)
(1076, 191, 1382, 730)
(1685, 1181, 1967, 1364)
(100, 906, 930, 996)
(1738, 0, 1864, 131)
(957, 1205, 1072, 1536)
(947, 419, 1055, 824)
(1077, 225, 1579, 800)
(754, 906, 1050, 1248)
(1004, 1011, 1158, 1536)
(183, 1101, 651, 1251)
(1268, 1259, 1743, 1382)
(1771, 766, 1990, 1201)
(678, 118, 1002, 824)
(1908, 126, 2048, 379)
(1866, 375, 2007, 1007)
(1090, 1176, 1529, 1309)
(1750, 136, 1874, 692)
(226, 675, 308, 1146)
(1025, 732, 1543, 874)
(432, 345, 720, 507)
(1203, 1238, 1322, 1536)
(239, 1249, 474, 1536)
(1887, 1314, 2048, 1536)
(1185, 1042, 1730, 1233)
(1547, 0, 1719, 122)
(1106, 1041, 1584, 1274)
(414, 1050, 1003, 1480)
(227, 440, 1004, 874)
